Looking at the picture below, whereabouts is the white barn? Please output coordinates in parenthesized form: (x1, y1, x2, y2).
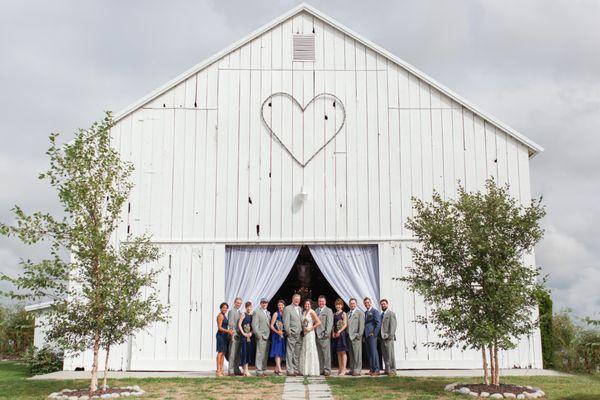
(60, 4, 544, 372)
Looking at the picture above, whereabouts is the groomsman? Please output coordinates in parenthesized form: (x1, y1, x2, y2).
(252, 298, 271, 376)
(315, 295, 334, 376)
(283, 294, 303, 376)
(227, 297, 243, 375)
(346, 298, 365, 376)
(363, 297, 381, 376)
(379, 299, 397, 376)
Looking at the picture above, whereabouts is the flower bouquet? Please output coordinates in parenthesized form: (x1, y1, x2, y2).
(335, 319, 344, 333)
(243, 323, 252, 342)
(275, 320, 284, 337)
(302, 318, 310, 335)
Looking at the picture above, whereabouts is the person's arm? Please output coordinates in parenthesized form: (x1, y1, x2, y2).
(251, 311, 259, 334)
(238, 313, 250, 338)
(358, 311, 365, 338)
(390, 311, 397, 339)
(339, 312, 348, 333)
(325, 309, 334, 337)
(311, 310, 321, 331)
(373, 309, 382, 337)
(217, 314, 228, 334)
(282, 308, 290, 335)
(227, 310, 235, 331)
(270, 312, 279, 334)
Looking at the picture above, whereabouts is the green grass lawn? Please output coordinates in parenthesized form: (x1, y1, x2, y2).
(2, 361, 598, 400)
(327, 374, 600, 400)
(0, 361, 285, 400)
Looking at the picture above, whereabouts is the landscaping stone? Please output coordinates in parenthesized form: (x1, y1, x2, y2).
(446, 382, 546, 399)
(445, 383, 457, 391)
(48, 386, 146, 399)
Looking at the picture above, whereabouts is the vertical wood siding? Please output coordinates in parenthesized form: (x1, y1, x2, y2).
(84, 11, 541, 371)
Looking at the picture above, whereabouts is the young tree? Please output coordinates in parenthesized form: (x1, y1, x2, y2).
(400, 180, 545, 386)
(99, 237, 164, 389)
(0, 113, 166, 392)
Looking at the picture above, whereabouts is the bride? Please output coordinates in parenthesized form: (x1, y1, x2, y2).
(299, 299, 321, 376)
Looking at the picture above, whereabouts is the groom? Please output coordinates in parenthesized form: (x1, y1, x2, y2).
(282, 293, 303, 376)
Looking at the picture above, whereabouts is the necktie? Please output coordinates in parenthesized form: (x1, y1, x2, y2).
(349, 310, 353, 319)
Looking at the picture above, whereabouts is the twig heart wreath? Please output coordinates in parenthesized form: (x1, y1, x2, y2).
(261, 92, 346, 167)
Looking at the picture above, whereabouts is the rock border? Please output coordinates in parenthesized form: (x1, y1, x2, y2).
(48, 386, 145, 399)
(444, 383, 546, 399)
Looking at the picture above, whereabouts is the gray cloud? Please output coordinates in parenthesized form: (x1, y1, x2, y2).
(0, 0, 598, 317)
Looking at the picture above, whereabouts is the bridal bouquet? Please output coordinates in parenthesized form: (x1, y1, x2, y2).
(302, 318, 310, 334)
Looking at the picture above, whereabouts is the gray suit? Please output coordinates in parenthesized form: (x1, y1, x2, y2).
(227, 306, 243, 374)
(252, 308, 271, 375)
(379, 309, 397, 373)
(347, 308, 365, 374)
(282, 304, 303, 374)
(315, 306, 334, 374)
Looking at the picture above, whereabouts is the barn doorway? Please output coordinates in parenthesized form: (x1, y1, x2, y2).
(269, 246, 346, 313)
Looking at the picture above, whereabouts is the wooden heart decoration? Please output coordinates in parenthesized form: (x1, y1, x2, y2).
(261, 92, 346, 167)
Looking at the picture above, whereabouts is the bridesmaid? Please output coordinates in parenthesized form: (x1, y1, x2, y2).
(237, 301, 255, 377)
(269, 299, 286, 375)
(215, 302, 233, 376)
(331, 298, 350, 375)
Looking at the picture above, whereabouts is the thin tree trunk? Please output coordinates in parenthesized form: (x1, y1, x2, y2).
(481, 346, 489, 385)
(489, 345, 496, 386)
(102, 346, 110, 390)
(494, 344, 500, 386)
(90, 331, 101, 393)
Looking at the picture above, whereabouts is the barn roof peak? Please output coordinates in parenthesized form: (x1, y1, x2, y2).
(115, 2, 543, 156)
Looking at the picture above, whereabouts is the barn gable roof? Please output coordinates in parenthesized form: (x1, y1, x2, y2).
(114, 3, 543, 156)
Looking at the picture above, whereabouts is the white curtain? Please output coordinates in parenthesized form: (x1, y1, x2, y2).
(309, 245, 380, 311)
(225, 245, 301, 306)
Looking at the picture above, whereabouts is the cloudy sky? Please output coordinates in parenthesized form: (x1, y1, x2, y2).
(1, 0, 598, 317)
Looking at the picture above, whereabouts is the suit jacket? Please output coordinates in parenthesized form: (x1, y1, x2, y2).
(364, 307, 381, 338)
(282, 304, 303, 336)
(347, 308, 365, 341)
(252, 308, 271, 340)
(315, 306, 333, 339)
(227, 307, 243, 337)
(379, 309, 397, 340)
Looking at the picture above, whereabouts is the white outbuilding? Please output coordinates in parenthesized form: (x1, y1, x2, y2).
(56, 4, 543, 372)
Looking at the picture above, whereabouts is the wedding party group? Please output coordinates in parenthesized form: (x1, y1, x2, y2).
(214, 293, 397, 377)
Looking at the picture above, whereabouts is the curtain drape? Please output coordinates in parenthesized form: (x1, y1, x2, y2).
(224, 245, 301, 306)
(308, 245, 380, 310)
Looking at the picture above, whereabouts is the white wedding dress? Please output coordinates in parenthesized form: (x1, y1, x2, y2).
(299, 311, 320, 377)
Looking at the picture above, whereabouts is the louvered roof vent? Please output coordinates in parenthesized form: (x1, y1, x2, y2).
(293, 34, 315, 62)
